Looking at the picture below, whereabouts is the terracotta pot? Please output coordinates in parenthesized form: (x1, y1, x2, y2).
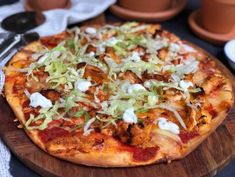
(26, 0, 71, 11)
(117, 0, 172, 12)
(201, 0, 235, 33)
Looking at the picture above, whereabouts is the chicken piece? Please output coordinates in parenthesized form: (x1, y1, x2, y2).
(26, 70, 49, 93)
(86, 44, 97, 53)
(142, 71, 171, 82)
(106, 47, 121, 64)
(119, 71, 142, 84)
(40, 89, 61, 103)
(40, 32, 68, 48)
(84, 65, 108, 84)
(158, 47, 169, 60)
(114, 122, 153, 146)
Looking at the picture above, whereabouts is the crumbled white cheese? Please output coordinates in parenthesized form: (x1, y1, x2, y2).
(123, 108, 138, 123)
(170, 43, 180, 52)
(98, 44, 105, 52)
(29, 92, 52, 108)
(106, 37, 119, 46)
(85, 27, 97, 34)
(179, 80, 193, 91)
(127, 84, 146, 94)
(157, 117, 180, 134)
(130, 51, 141, 62)
(75, 80, 92, 92)
(88, 51, 95, 57)
(143, 80, 152, 88)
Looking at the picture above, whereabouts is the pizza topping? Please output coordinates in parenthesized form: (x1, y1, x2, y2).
(123, 108, 138, 124)
(83, 117, 96, 135)
(40, 89, 61, 103)
(29, 92, 53, 108)
(179, 130, 199, 143)
(85, 27, 97, 35)
(127, 84, 146, 94)
(75, 80, 92, 92)
(129, 51, 141, 62)
(38, 127, 69, 143)
(157, 117, 180, 134)
(157, 104, 186, 129)
(132, 147, 159, 162)
(179, 80, 193, 92)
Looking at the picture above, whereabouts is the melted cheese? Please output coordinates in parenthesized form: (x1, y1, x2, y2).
(157, 117, 180, 134)
(123, 108, 138, 123)
(29, 92, 52, 108)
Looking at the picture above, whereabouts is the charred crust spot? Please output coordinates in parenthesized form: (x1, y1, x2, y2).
(192, 86, 205, 98)
(137, 122, 145, 128)
(94, 127, 101, 133)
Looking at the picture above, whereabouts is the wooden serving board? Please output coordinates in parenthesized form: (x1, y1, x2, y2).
(0, 14, 235, 177)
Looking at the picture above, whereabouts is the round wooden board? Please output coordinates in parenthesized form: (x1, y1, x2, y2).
(0, 24, 235, 177)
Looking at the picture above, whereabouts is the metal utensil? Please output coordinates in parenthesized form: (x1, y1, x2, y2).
(0, 11, 45, 60)
(0, 11, 46, 93)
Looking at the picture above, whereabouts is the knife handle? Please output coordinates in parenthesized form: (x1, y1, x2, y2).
(0, 34, 21, 62)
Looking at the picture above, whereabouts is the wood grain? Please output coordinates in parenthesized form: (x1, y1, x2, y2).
(0, 15, 235, 177)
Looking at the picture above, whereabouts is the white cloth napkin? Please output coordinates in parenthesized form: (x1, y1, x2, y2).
(0, 0, 116, 37)
(0, 138, 11, 177)
(0, 0, 116, 176)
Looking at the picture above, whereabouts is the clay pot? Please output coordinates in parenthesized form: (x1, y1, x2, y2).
(201, 0, 235, 33)
(117, 0, 172, 12)
(26, 0, 71, 11)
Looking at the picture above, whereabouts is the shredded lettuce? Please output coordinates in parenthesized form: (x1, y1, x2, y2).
(22, 22, 202, 132)
(25, 102, 62, 130)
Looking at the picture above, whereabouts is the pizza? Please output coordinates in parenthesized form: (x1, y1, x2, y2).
(3, 22, 233, 167)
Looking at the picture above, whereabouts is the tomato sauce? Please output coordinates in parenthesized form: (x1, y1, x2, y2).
(132, 147, 159, 162)
(119, 143, 159, 162)
(38, 127, 69, 143)
(207, 104, 218, 118)
(179, 130, 199, 144)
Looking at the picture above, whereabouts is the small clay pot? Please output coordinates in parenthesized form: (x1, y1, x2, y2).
(201, 0, 235, 33)
(117, 0, 172, 12)
(26, 0, 71, 11)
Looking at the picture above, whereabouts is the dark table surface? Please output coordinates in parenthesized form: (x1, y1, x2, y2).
(0, 0, 235, 177)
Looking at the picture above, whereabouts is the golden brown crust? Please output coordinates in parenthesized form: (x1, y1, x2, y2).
(4, 25, 234, 167)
